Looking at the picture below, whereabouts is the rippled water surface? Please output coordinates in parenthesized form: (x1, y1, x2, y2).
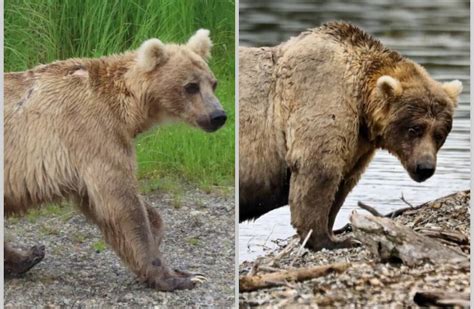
(239, 0, 470, 262)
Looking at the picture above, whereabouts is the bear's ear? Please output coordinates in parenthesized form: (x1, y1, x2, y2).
(136, 38, 168, 72)
(442, 80, 462, 107)
(187, 29, 213, 61)
(376, 75, 402, 97)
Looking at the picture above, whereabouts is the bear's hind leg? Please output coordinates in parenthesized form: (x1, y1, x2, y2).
(5, 242, 45, 276)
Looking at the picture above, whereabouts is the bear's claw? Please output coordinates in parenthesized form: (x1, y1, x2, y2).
(173, 268, 208, 283)
(146, 271, 207, 291)
(190, 275, 208, 284)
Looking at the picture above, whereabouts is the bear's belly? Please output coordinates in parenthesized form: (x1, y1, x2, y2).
(239, 168, 291, 221)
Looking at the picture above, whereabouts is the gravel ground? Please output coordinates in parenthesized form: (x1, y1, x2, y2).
(5, 189, 235, 308)
(239, 190, 470, 307)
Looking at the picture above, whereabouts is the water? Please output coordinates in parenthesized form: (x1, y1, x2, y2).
(239, 0, 470, 262)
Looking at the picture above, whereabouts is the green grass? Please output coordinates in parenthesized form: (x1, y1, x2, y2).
(5, 0, 235, 191)
(26, 203, 73, 224)
(186, 237, 200, 246)
(92, 240, 107, 253)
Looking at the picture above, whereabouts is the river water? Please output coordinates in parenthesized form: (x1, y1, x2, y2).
(239, 0, 470, 262)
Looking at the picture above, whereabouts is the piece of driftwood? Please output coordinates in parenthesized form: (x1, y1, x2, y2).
(413, 290, 470, 307)
(248, 258, 261, 276)
(268, 237, 299, 267)
(239, 263, 350, 292)
(400, 194, 416, 208)
(357, 201, 383, 217)
(385, 190, 470, 219)
(289, 229, 312, 267)
(415, 228, 469, 245)
(333, 223, 352, 235)
(258, 265, 283, 273)
(334, 198, 418, 235)
(350, 212, 469, 267)
(384, 205, 423, 219)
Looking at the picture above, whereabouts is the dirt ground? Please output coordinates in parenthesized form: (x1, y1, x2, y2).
(5, 189, 235, 308)
(239, 190, 470, 307)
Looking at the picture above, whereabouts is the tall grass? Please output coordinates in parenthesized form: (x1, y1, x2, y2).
(5, 0, 235, 190)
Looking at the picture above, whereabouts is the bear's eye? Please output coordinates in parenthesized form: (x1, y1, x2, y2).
(408, 126, 422, 137)
(212, 80, 218, 91)
(185, 83, 200, 95)
(434, 132, 445, 146)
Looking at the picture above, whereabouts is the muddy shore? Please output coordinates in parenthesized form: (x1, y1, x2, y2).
(239, 190, 470, 307)
(5, 189, 235, 308)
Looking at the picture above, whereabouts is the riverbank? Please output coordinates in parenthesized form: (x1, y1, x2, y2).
(5, 189, 235, 307)
(239, 190, 470, 307)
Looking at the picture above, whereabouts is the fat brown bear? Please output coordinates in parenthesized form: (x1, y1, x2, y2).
(239, 22, 461, 250)
(5, 29, 227, 291)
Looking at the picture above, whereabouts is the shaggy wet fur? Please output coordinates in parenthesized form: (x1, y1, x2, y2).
(5, 30, 224, 291)
(239, 22, 461, 250)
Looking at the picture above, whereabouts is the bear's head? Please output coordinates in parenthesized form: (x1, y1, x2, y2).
(371, 61, 462, 183)
(131, 29, 226, 132)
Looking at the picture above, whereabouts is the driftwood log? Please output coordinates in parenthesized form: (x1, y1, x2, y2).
(350, 212, 469, 267)
(334, 190, 470, 235)
(414, 228, 469, 245)
(239, 263, 350, 292)
(334, 200, 422, 235)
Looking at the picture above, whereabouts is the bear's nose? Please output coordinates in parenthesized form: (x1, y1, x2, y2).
(209, 110, 227, 129)
(415, 162, 435, 181)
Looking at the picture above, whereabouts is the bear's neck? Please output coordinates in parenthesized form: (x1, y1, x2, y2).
(88, 53, 150, 138)
(356, 55, 403, 147)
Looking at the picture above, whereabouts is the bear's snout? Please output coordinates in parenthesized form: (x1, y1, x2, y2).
(415, 161, 435, 182)
(413, 157, 436, 182)
(197, 110, 227, 132)
(210, 110, 227, 128)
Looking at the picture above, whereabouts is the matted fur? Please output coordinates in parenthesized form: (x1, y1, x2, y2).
(239, 22, 460, 251)
(5, 29, 224, 291)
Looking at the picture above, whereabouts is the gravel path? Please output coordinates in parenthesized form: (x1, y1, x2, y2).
(239, 190, 470, 307)
(5, 189, 235, 308)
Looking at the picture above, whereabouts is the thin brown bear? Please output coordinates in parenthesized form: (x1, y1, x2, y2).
(4, 29, 226, 291)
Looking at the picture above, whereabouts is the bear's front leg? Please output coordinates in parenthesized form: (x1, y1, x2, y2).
(327, 150, 375, 239)
(288, 163, 353, 251)
(84, 169, 205, 291)
(284, 99, 359, 250)
(143, 201, 206, 280)
(139, 205, 207, 290)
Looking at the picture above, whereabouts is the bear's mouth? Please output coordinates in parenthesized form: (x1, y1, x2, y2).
(199, 125, 221, 133)
(408, 172, 429, 183)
